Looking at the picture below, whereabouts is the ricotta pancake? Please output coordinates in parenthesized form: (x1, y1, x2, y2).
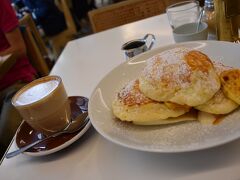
(133, 109, 197, 125)
(139, 48, 220, 106)
(112, 79, 191, 123)
(195, 62, 238, 114)
(195, 90, 238, 114)
(198, 111, 218, 125)
(220, 69, 240, 104)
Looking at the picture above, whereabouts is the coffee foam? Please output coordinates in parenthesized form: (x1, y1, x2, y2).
(15, 80, 59, 106)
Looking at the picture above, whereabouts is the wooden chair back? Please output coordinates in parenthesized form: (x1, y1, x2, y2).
(19, 14, 50, 77)
(55, 0, 77, 34)
(50, 0, 77, 57)
(19, 13, 48, 57)
(88, 0, 166, 33)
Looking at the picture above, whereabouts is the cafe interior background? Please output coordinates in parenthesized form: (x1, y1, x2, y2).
(2, 0, 240, 179)
(1, 0, 239, 159)
(10, 0, 205, 66)
(10, 0, 239, 73)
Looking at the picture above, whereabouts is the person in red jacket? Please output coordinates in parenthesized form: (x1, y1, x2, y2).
(0, 0, 36, 158)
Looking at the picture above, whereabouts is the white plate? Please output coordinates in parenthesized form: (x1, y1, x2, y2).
(89, 41, 240, 153)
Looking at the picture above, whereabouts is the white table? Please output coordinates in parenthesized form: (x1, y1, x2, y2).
(1, 14, 240, 180)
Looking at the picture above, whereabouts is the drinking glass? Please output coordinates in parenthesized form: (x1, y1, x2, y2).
(12, 76, 71, 136)
(166, 0, 201, 29)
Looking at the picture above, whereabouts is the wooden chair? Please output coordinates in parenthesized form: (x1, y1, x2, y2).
(49, 0, 77, 57)
(19, 13, 49, 58)
(88, 0, 166, 33)
(19, 14, 50, 77)
(0, 54, 16, 79)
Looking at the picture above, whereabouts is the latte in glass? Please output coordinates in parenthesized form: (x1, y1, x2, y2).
(12, 76, 71, 136)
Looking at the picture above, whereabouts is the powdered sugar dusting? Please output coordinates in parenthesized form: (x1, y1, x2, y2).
(213, 60, 233, 75)
(118, 79, 153, 106)
(143, 47, 192, 89)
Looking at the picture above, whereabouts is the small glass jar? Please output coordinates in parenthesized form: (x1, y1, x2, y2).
(202, 0, 217, 39)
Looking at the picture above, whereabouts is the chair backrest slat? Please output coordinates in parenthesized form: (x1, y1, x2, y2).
(19, 14, 50, 77)
(88, 0, 166, 33)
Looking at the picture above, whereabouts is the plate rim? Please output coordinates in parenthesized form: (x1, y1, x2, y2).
(89, 40, 240, 153)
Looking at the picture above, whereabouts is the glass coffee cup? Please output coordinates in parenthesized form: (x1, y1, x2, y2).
(12, 75, 71, 136)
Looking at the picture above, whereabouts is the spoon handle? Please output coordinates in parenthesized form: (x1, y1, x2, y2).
(5, 135, 56, 159)
(6, 113, 89, 159)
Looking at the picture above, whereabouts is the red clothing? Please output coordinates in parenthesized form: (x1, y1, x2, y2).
(0, 0, 36, 90)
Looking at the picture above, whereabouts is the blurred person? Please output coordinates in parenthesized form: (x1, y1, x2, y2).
(22, 0, 67, 36)
(11, 0, 30, 19)
(71, 0, 96, 21)
(71, 0, 96, 32)
(0, 0, 36, 158)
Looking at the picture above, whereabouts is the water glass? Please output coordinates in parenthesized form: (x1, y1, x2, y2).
(166, 0, 201, 29)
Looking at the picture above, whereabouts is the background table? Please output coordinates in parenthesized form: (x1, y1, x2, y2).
(1, 14, 240, 180)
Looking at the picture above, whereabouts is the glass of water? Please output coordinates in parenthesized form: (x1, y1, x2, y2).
(166, 0, 201, 29)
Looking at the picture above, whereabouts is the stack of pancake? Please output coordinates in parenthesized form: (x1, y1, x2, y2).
(112, 47, 240, 125)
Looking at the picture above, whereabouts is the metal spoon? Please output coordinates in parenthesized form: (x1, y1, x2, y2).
(6, 112, 89, 159)
(196, 8, 204, 33)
